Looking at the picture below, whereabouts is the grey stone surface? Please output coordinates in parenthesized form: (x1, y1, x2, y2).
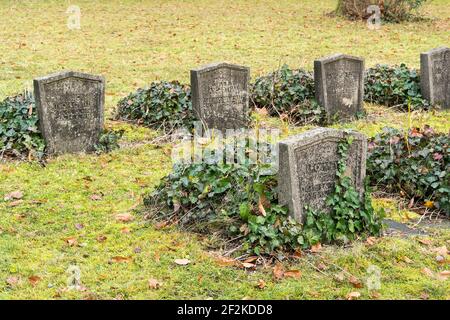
(314, 54, 365, 120)
(420, 46, 450, 109)
(34, 71, 105, 155)
(278, 128, 367, 222)
(190, 62, 250, 131)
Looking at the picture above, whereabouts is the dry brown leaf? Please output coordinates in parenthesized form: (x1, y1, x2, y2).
(421, 267, 434, 278)
(4, 190, 23, 201)
(243, 256, 258, 264)
(6, 276, 20, 287)
(310, 243, 322, 253)
(370, 291, 381, 299)
(115, 213, 134, 222)
(215, 256, 237, 267)
(90, 194, 102, 201)
(257, 197, 267, 217)
(96, 235, 107, 242)
(8, 200, 24, 207)
(432, 246, 448, 256)
(28, 275, 41, 287)
(316, 262, 327, 271)
(366, 237, 377, 246)
(256, 279, 266, 289)
(111, 256, 131, 263)
(418, 238, 432, 246)
(174, 258, 191, 266)
(349, 275, 363, 288)
(121, 227, 131, 234)
(346, 291, 361, 300)
(255, 107, 268, 116)
(437, 270, 450, 280)
(242, 262, 256, 269)
(148, 278, 162, 289)
(284, 270, 302, 279)
(272, 263, 285, 280)
(402, 256, 413, 264)
(64, 237, 78, 247)
(154, 221, 169, 230)
(420, 292, 429, 300)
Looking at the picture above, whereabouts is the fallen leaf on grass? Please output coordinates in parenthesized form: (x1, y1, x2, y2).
(437, 270, 450, 280)
(4, 191, 23, 201)
(96, 235, 107, 242)
(28, 275, 41, 287)
(334, 272, 346, 282)
(64, 237, 78, 247)
(420, 292, 429, 300)
(432, 246, 448, 256)
(215, 256, 237, 267)
(257, 197, 267, 216)
(256, 279, 266, 289)
(284, 270, 302, 279)
(121, 227, 131, 234)
(111, 256, 131, 263)
(346, 291, 361, 300)
(174, 258, 190, 266)
(310, 243, 322, 253)
(148, 278, 162, 289)
(366, 237, 377, 246)
(115, 213, 134, 222)
(8, 200, 24, 207)
(272, 263, 285, 280)
(241, 262, 256, 269)
(402, 256, 413, 264)
(75, 223, 84, 230)
(418, 238, 432, 246)
(370, 291, 381, 299)
(349, 275, 363, 288)
(6, 276, 20, 287)
(90, 194, 103, 201)
(255, 107, 268, 116)
(421, 267, 434, 278)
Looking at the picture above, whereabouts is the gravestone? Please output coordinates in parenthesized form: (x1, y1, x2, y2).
(420, 47, 450, 109)
(278, 128, 367, 223)
(33, 71, 105, 155)
(190, 62, 250, 131)
(314, 54, 365, 120)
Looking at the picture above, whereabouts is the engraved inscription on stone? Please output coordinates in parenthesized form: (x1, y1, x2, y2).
(278, 128, 366, 222)
(191, 62, 249, 131)
(314, 54, 364, 120)
(33, 71, 105, 155)
(420, 47, 450, 109)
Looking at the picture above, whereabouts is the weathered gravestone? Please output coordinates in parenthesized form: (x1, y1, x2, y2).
(190, 62, 250, 131)
(278, 128, 367, 223)
(314, 54, 365, 120)
(420, 47, 450, 109)
(33, 71, 105, 155)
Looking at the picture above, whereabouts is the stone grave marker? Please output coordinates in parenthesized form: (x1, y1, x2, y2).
(278, 128, 367, 222)
(190, 62, 250, 131)
(314, 54, 365, 120)
(420, 47, 450, 109)
(33, 71, 105, 155)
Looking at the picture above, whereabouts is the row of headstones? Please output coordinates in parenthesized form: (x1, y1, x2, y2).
(33, 46, 448, 155)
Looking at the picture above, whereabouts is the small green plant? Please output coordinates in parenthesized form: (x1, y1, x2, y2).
(115, 81, 195, 133)
(95, 129, 125, 154)
(251, 65, 325, 125)
(365, 64, 430, 111)
(0, 92, 45, 159)
(302, 136, 384, 246)
(367, 126, 449, 215)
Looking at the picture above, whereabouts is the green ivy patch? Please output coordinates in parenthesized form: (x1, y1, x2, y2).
(0, 93, 45, 159)
(250, 65, 325, 125)
(364, 64, 429, 111)
(367, 126, 449, 215)
(115, 81, 195, 133)
(144, 136, 384, 255)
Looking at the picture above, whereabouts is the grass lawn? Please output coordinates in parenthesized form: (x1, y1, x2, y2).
(0, 0, 449, 300)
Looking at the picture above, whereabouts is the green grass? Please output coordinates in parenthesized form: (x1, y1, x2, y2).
(1, 0, 449, 300)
